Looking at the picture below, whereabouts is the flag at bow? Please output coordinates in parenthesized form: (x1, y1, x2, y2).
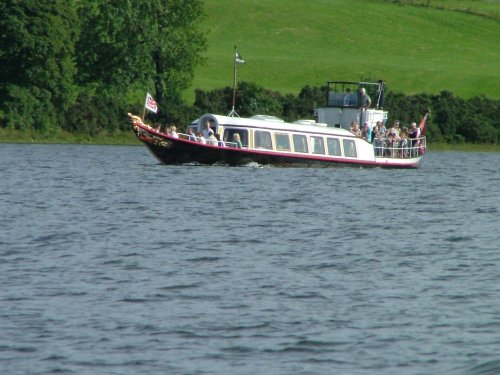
(235, 49, 245, 64)
(419, 111, 429, 136)
(145, 92, 158, 113)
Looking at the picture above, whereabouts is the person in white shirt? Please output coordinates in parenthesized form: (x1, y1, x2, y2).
(202, 120, 214, 139)
(196, 132, 206, 144)
(170, 126, 179, 139)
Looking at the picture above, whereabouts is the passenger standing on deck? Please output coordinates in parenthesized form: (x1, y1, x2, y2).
(375, 121, 386, 138)
(408, 122, 420, 139)
(202, 120, 214, 139)
(350, 121, 362, 137)
(373, 121, 385, 156)
(362, 122, 372, 142)
(388, 120, 400, 138)
(399, 127, 409, 157)
(360, 87, 371, 109)
(408, 122, 420, 156)
(343, 88, 355, 106)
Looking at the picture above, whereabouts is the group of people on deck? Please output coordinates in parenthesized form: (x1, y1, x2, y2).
(184, 120, 243, 148)
(350, 119, 423, 157)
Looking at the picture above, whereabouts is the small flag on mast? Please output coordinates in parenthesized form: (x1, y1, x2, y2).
(235, 50, 245, 64)
(419, 111, 429, 136)
(145, 93, 158, 113)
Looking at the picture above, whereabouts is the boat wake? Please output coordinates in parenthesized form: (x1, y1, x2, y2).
(240, 161, 269, 169)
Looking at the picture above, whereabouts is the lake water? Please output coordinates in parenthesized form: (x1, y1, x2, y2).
(0, 144, 499, 375)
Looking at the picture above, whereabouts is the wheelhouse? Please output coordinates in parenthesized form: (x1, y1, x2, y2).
(315, 80, 388, 131)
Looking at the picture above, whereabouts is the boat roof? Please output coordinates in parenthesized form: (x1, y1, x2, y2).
(198, 113, 355, 137)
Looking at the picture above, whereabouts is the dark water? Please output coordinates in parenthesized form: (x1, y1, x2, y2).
(0, 144, 499, 375)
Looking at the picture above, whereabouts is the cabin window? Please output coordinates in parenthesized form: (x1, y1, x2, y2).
(293, 134, 308, 153)
(255, 130, 273, 150)
(223, 128, 248, 147)
(311, 136, 325, 155)
(327, 137, 341, 156)
(292, 134, 309, 153)
(275, 133, 291, 151)
(343, 139, 357, 157)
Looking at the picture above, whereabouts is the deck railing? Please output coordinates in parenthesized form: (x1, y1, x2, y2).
(142, 126, 426, 159)
(177, 133, 240, 148)
(373, 136, 426, 158)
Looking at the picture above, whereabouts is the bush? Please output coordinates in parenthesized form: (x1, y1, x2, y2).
(65, 92, 127, 136)
(2, 85, 57, 132)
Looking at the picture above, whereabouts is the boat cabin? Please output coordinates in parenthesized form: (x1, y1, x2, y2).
(186, 113, 368, 159)
(315, 80, 388, 131)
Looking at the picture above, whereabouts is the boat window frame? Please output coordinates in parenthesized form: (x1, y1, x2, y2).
(254, 130, 273, 150)
(223, 127, 249, 147)
(311, 136, 326, 155)
(326, 137, 342, 156)
(274, 132, 291, 151)
(292, 134, 309, 153)
(325, 80, 385, 110)
(343, 139, 357, 158)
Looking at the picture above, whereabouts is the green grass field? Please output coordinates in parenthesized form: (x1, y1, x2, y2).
(387, 0, 500, 17)
(185, 0, 500, 102)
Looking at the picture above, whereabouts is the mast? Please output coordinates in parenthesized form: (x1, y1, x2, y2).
(229, 47, 237, 116)
(228, 46, 244, 117)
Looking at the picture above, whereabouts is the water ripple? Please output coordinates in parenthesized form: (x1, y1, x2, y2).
(0, 145, 499, 375)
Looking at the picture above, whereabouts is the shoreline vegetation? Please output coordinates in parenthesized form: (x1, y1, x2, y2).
(2, 1, 499, 147)
(1, 128, 498, 153)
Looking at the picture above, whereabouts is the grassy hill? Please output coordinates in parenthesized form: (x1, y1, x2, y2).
(185, 0, 500, 101)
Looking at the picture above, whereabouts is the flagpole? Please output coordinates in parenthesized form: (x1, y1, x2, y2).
(142, 97, 146, 122)
(232, 49, 237, 113)
(229, 46, 238, 117)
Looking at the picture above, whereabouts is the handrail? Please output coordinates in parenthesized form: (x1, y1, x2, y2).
(373, 136, 426, 158)
(177, 132, 241, 148)
(134, 120, 425, 158)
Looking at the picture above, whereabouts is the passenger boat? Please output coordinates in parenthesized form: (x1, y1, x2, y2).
(130, 80, 427, 168)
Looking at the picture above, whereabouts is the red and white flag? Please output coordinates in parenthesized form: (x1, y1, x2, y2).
(145, 93, 158, 113)
(419, 112, 429, 136)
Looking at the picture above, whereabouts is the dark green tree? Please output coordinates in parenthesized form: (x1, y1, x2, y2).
(194, 86, 234, 115)
(0, 0, 78, 131)
(76, 0, 207, 123)
(457, 115, 498, 144)
(236, 81, 283, 118)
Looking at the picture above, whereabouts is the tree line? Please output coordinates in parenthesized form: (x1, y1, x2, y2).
(193, 83, 499, 144)
(0, 0, 206, 135)
(1, 1, 498, 144)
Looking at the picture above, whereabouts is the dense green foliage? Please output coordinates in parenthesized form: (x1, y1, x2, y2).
(193, 82, 500, 144)
(0, 0, 206, 135)
(0, 0, 78, 131)
(0, 0, 499, 145)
